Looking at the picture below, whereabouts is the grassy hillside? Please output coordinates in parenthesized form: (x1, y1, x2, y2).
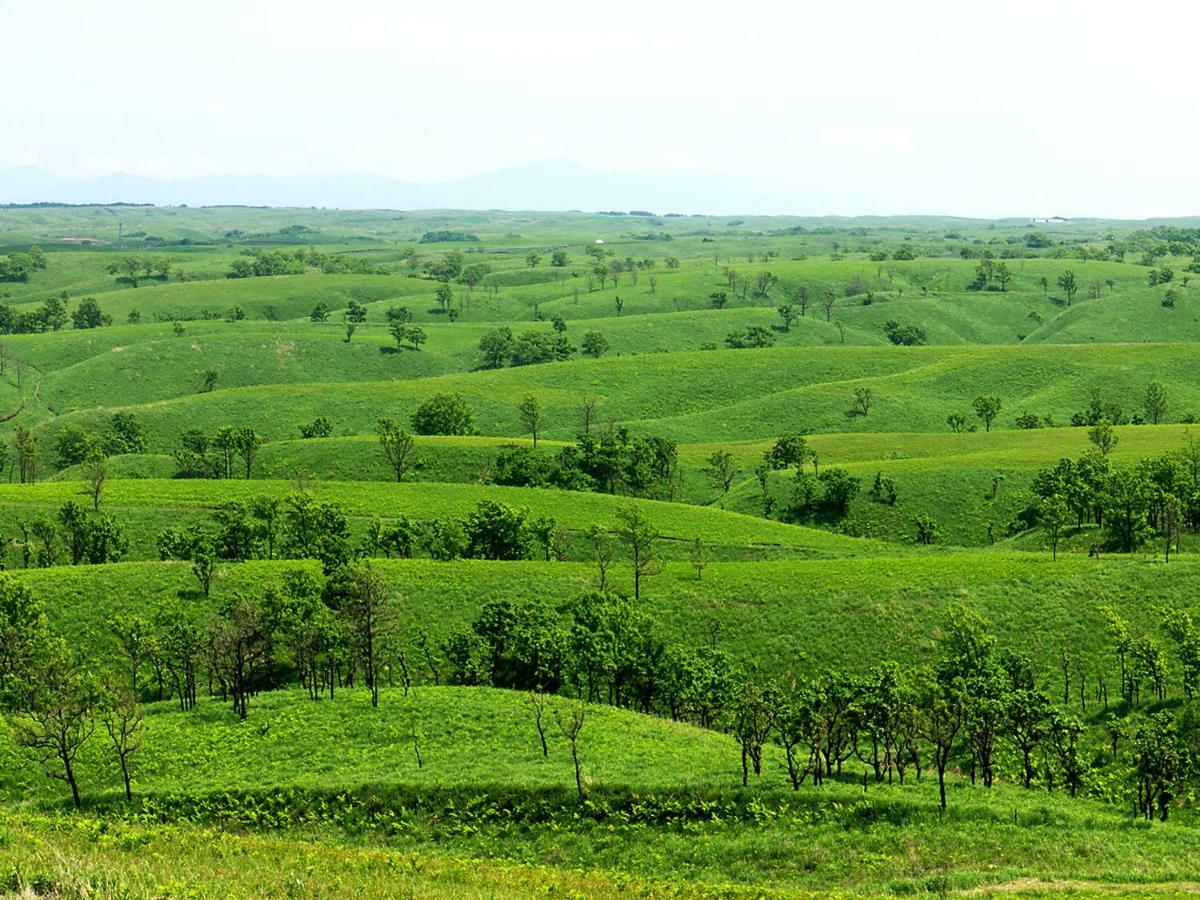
(6, 686, 1200, 896)
(8, 207, 1200, 894)
(8, 552, 1192, 688)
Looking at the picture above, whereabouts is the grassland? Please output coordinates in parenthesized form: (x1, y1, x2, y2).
(5, 206, 1200, 895)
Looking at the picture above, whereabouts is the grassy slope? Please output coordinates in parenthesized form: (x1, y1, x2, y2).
(5, 686, 1200, 895)
(0, 478, 892, 561)
(10, 552, 1192, 688)
(29, 342, 1200, 453)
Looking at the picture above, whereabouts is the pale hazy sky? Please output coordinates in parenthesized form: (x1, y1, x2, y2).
(1, 0, 1196, 217)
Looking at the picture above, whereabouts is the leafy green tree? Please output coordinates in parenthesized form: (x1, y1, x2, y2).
(410, 393, 475, 435)
(0, 575, 46, 696)
(551, 250, 569, 267)
(818, 468, 860, 516)
(70, 298, 111, 329)
(464, 500, 533, 560)
(234, 427, 262, 478)
(581, 331, 608, 358)
(972, 395, 1001, 432)
(1039, 493, 1069, 560)
(1088, 422, 1118, 455)
(615, 506, 659, 600)
(704, 450, 737, 498)
(479, 326, 514, 368)
(777, 304, 797, 331)
(1144, 381, 1168, 425)
(4, 637, 98, 808)
(525, 251, 542, 268)
(852, 387, 874, 416)
(377, 419, 416, 482)
(99, 678, 142, 801)
(401, 325, 426, 350)
(767, 433, 810, 470)
(1057, 270, 1078, 306)
(518, 394, 544, 449)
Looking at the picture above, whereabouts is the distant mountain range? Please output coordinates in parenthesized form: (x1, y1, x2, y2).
(0, 160, 816, 215)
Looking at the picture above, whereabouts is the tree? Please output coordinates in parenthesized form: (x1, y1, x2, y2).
(527, 689, 550, 756)
(553, 699, 587, 798)
(995, 262, 1012, 292)
(310, 302, 330, 322)
(946, 413, 968, 433)
(526, 251, 542, 268)
(685, 533, 710, 580)
(100, 679, 142, 801)
(581, 331, 609, 358)
(0, 575, 45, 696)
(777, 304, 797, 331)
(192, 551, 216, 598)
(210, 593, 270, 720)
(107, 256, 143, 288)
(1144, 381, 1168, 425)
(234, 427, 262, 478)
(822, 290, 836, 322)
(81, 450, 107, 512)
(71, 297, 111, 329)
(343, 561, 395, 709)
(402, 325, 427, 350)
(434, 282, 454, 315)
(479, 326, 514, 368)
(615, 506, 659, 600)
(411, 393, 475, 435)
(5, 638, 98, 809)
(732, 680, 779, 786)
(1088, 422, 1118, 455)
(1057, 270, 1078, 306)
(377, 419, 417, 482)
(550, 250, 569, 267)
(818, 468, 860, 516)
(972, 395, 1001, 432)
(766, 434, 810, 471)
(586, 525, 615, 592)
(852, 387, 874, 417)
(914, 514, 938, 545)
(518, 395, 544, 449)
(704, 450, 737, 499)
(579, 394, 601, 436)
(1039, 494, 1069, 560)
(917, 667, 965, 810)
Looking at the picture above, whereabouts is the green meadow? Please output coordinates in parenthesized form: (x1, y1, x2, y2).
(5, 206, 1200, 895)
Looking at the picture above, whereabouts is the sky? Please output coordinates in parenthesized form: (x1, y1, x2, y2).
(1, 0, 1196, 217)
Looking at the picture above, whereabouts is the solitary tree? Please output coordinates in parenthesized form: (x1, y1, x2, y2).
(234, 427, 262, 478)
(852, 387, 874, 416)
(581, 331, 609, 358)
(972, 395, 1001, 432)
(777, 304, 797, 331)
(1144, 381, 1168, 425)
(517, 395, 544, 449)
(553, 699, 587, 798)
(1057, 270, 1079, 306)
(615, 506, 659, 600)
(377, 418, 417, 482)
